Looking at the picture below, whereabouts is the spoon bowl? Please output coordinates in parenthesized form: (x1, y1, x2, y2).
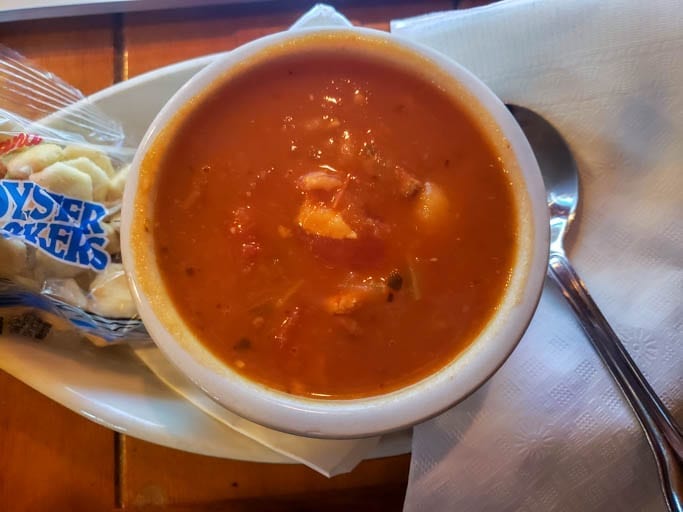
(506, 105, 577, 251)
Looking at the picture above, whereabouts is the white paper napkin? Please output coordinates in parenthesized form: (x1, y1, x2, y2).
(134, 345, 380, 477)
(391, 0, 682, 510)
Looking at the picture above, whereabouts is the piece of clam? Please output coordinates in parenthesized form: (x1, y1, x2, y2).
(297, 171, 343, 192)
(415, 182, 449, 229)
(296, 201, 357, 240)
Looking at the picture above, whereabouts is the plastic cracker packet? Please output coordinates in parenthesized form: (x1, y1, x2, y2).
(0, 45, 148, 346)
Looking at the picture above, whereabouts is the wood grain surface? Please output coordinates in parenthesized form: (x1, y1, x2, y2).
(0, 372, 115, 511)
(0, 2, 489, 510)
(0, 14, 116, 94)
(121, 438, 410, 508)
(123, 0, 454, 78)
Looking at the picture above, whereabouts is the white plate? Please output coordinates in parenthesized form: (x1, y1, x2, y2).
(0, 52, 411, 462)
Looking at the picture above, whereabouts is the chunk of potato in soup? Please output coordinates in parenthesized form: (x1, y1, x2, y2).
(150, 44, 517, 398)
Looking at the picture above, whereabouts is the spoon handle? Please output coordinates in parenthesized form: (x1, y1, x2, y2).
(548, 252, 683, 512)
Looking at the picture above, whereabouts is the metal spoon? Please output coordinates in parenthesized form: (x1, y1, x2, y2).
(508, 104, 683, 512)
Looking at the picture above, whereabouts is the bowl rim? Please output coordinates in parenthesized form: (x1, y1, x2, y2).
(120, 25, 549, 439)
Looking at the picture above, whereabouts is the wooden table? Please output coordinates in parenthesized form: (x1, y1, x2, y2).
(0, 1, 492, 510)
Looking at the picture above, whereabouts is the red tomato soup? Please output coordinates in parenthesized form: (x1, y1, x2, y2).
(149, 40, 518, 398)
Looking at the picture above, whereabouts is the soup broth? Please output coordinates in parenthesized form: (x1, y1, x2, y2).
(149, 42, 517, 398)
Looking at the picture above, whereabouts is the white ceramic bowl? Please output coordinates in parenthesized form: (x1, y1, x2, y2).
(121, 26, 549, 439)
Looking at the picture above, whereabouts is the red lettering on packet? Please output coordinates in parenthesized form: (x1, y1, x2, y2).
(0, 133, 43, 156)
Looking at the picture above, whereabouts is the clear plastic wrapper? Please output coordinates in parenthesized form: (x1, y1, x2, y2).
(0, 45, 147, 346)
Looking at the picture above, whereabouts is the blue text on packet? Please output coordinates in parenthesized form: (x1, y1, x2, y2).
(0, 180, 110, 271)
